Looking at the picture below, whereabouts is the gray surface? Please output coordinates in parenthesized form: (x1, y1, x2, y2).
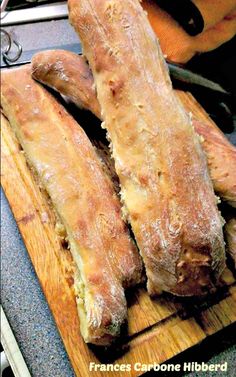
(4, 18, 78, 51)
(1, 17, 235, 377)
(1, 18, 79, 67)
(1, 190, 74, 377)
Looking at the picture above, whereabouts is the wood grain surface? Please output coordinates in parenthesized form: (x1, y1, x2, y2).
(1, 91, 236, 377)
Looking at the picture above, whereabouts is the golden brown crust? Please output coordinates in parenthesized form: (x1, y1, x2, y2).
(31, 49, 101, 118)
(224, 217, 236, 268)
(193, 120, 236, 208)
(69, 0, 226, 296)
(31, 50, 236, 208)
(1, 65, 142, 345)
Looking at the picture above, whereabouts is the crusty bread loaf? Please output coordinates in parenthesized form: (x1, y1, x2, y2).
(32, 49, 101, 119)
(69, 0, 226, 296)
(31, 50, 236, 208)
(190, 119, 236, 208)
(1, 66, 142, 345)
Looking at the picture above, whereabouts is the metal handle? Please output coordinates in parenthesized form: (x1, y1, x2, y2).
(1, 28, 22, 64)
(1, 28, 11, 54)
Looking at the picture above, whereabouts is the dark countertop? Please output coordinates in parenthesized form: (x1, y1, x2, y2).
(1, 18, 235, 377)
(1, 190, 75, 377)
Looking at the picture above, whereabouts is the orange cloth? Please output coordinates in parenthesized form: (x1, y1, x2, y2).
(142, 0, 236, 63)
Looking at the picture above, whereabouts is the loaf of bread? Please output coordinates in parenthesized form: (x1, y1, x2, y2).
(1, 66, 142, 345)
(69, 0, 226, 296)
(188, 119, 236, 208)
(31, 49, 236, 271)
(31, 50, 99, 115)
(32, 49, 101, 119)
(31, 50, 236, 208)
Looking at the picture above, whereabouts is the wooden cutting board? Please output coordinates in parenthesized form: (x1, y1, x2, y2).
(1, 90, 236, 377)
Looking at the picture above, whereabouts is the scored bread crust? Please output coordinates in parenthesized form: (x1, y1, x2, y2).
(31, 50, 236, 208)
(69, 0, 226, 296)
(1, 66, 142, 345)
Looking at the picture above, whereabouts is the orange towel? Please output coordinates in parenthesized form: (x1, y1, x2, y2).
(142, 0, 236, 63)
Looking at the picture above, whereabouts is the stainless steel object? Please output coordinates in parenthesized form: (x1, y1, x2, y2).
(1, 28, 22, 63)
(0, 1, 68, 26)
(168, 62, 229, 95)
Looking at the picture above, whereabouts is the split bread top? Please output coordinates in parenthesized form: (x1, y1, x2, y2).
(1, 66, 142, 345)
(68, 0, 226, 296)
